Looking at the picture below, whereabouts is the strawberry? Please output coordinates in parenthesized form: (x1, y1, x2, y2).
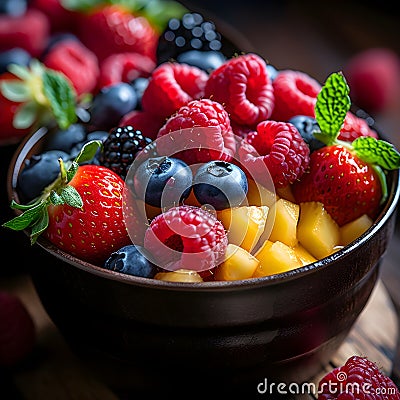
(0, 72, 30, 145)
(77, 4, 159, 62)
(3, 141, 131, 265)
(292, 72, 400, 226)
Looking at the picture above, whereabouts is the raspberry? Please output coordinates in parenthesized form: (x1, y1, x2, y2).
(0, 291, 36, 367)
(144, 205, 228, 272)
(0, 9, 50, 57)
(318, 355, 400, 399)
(238, 120, 310, 188)
(98, 52, 155, 90)
(270, 69, 321, 122)
(157, 98, 237, 165)
(119, 110, 164, 141)
(141, 62, 208, 120)
(43, 39, 99, 96)
(338, 111, 379, 142)
(204, 53, 275, 127)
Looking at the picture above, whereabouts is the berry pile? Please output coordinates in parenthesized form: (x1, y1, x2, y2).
(2, 1, 400, 284)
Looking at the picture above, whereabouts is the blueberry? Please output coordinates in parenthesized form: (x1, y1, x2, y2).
(193, 161, 248, 210)
(103, 245, 158, 278)
(176, 50, 226, 72)
(43, 123, 87, 155)
(0, 0, 27, 16)
(18, 150, 70, 203)
(288, 115, 325, 152)
(89, 83, 138, 131)
(133, 156, 192, 208)
(0, 48, 31, 74)
(130, 77, 149, 110)
(266, 64, 279, 81)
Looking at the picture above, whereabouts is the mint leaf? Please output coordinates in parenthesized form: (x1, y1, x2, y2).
(42, 69, 77, 130)
(314, 72, 351, 145)
(352, 136, 400, 170)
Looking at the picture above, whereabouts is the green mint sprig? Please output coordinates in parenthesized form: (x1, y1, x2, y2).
(2, 140, 102, 244)
(0, 60, 78, 132)
(313, 71, 400, 204)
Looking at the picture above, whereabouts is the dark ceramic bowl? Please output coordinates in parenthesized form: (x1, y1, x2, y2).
(6, 121, 400, 395)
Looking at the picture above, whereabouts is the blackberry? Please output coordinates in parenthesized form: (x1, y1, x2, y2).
(157, 12, 234, 65)
(100, 126, 152, 180)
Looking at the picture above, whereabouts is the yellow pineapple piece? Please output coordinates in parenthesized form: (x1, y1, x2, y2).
(293, 243, 317, 266)
(297, 201, 340, 259)
(253, 240, 302, 277)
(154, 269, 203, 283)
(217, 206, 269, 253)
(267, 198, 300, 247)
(340, 214, 373, 246)
(214, 244, 260, 281)
(246, 178, 277, 208)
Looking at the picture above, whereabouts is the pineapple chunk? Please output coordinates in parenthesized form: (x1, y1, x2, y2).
(154, 269, 203, 283)
(293, 243, 317, 266)
(340, 214, 373, 246)
(253, 240, 302, 277)
(246, 178, 278, 208)
(214, 244, 260, 281)
(297, 202, 340, 259)
(217, 206, 269, 253)
(267, 198, 300, 247)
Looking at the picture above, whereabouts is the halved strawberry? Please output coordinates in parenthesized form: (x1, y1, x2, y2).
(3, 142, 131, 265)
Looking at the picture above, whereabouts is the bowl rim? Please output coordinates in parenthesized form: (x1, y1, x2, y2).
(7, 123, 400, 292)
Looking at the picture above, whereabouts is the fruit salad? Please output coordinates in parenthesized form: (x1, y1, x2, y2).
(2, 0, 400, 283)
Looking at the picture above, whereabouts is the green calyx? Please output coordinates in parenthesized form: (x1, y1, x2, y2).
(2, 140, 103, 244)
(313, 71, 400, 204)
(0, 60, 78, 132)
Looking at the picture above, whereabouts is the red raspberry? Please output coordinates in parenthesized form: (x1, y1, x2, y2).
(204, 53, 275, 127)
(0, 9, 50, 57)
(120, 110, 164, 141)
(271, 69, 321, 122)
(29, 0, 76, 33)
(141, 62, 208, 120)
(43, 39, 100, 96)
(77, 5, 158, 62)
(0, 291, 36, 367)
(338, 111, 379, 142)
(238, 120, 310, 188)
(157, 98, 237, 165)
(318, 355, 400, 399)
(98, 52, 155, 90)
(144, 205, 228, 272)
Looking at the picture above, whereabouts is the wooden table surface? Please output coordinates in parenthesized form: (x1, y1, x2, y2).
(0, 274, 397, 399)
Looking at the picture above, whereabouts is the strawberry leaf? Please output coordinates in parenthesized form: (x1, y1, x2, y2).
(13, 101, 39, 129)
(0, 80, 30, 102)
(61, 185, 83, 208)
(50, 191, 65, 205)
(30, 209, 49, 244)
(2, 200, 47, 231)
(352, 136, 400, 170)
(74, 140, 103, 165)
(66, 161, 79, 182)
(314, 72, 351, 145)
(42, 69, 77, 130)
